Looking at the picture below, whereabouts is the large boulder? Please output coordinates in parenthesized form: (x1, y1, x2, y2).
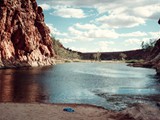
(0, 0, 55, 68)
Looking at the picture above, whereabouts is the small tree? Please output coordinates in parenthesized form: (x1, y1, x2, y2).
(93, 52, 101, 61)
(119, 53, 127, 60)
(141, 39, 157, 51)
(97, 52, 101, 61)
(93, 53, 97, 60)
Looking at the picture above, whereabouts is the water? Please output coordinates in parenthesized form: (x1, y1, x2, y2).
(0, 62, 160, 110)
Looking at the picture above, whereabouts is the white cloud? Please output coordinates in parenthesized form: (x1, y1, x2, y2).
(69, 24, 119, 39)
(133, 4, 160, 19)
(120, 31, 147, 37)
(86, 29, 118, 39)
(58, 38, 75, 43)
(46, 23, 67, 37)
(149, 31, 160, 38)
(96, 14, 145, 28)
(70, 47, 88, 52)
(94, 0, 159, 14)
(98, 41, 114, 48)
(69, 27, 118, 40)
(74, 23, 97, 30)
(68, 27, 83, 35)
(97, 41, 123, 52)
(51, 7, 86, 18)
(69, 23, 148, 40)
(124, 38, 150, 46)
(39, 3, 51, 10)
(125, 39, 142, 45)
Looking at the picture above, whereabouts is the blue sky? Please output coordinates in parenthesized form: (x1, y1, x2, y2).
(37, 0, 160, 52)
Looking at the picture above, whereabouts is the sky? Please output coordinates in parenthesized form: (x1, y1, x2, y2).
(36, 0, 160, 52)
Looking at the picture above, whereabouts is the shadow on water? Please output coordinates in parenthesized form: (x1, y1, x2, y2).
(0, 67, 52, 103)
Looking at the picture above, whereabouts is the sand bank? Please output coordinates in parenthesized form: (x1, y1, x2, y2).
(0, 103, 160, 120)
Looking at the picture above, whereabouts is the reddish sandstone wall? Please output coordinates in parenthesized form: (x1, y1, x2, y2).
(0, 0, 55, 68)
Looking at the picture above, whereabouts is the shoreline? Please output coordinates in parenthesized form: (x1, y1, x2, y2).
(0, 103, 160, 120)
(55, 59, 126, 64)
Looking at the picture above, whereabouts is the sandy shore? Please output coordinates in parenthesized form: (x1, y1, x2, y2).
(0, 103, 160, 120)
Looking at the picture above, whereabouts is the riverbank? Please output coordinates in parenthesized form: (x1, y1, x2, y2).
(55, 59, 125, 64)
(0, 103, 160, 120)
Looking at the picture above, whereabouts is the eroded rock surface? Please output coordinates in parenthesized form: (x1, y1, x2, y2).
(0, 0, 55, 68)
(150, 39, 160, 75)
(129, 39, 160, 75)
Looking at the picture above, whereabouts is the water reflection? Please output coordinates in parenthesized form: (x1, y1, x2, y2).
(0, 63, 160, 110)
(0, 67, 50, 103)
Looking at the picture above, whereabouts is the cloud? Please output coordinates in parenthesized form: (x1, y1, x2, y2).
(132, 4, 160, 19)
(97, 41, 123, 52)
(58, 38, 75, 43)
(124, 38, 150, 46)
(69, 47, 88, 52)
(36, 0, 159, 52)
(96, 14, 145, 28)
(86, 29, 118, 39)
(68, 27, 83, 35)
(98, 41, 114, 47)
(39, 3, 51, 10)
(69, 24, 119, 39)
(69, 23, 148, 40)
(125, 39, 142, 45)
(46, 23, 67, 37)
(37, 0, 159, 28)
(149, 31, 160, 38)
(93, 0, 159, 14)
(51, 7, 86, 18)
(120, 31, 147, 37)
(74, 23, 97, 30)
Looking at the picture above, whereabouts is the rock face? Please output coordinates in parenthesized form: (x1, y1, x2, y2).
(0, 0, 55, 68)
(130, 39, 160, 75)
(150, 39, 160, 75)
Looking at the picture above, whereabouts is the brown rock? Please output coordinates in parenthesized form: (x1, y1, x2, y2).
(150, 39, 160, 75)
(0, 0, 55, 68)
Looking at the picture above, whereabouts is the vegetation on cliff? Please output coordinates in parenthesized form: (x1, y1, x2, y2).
(141, 39, 157, 52)
(52, 37, 81, 60)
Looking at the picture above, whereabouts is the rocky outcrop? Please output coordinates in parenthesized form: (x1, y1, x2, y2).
(0, 0, 55, 68)
(151, 39, 160, 75)
(129, 39, 160, 75)
(142, 39, 160, 75)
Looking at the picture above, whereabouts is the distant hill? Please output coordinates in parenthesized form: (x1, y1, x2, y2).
(81, 49, 148, 60)
(52, 37, 150, 61)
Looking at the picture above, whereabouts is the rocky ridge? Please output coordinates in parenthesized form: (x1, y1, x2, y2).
(0, 0, 55, 68)
(129, 38, 160, 75)
(150, 39, 160, 75)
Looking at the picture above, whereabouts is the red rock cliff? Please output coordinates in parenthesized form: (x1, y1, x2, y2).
(0, 0, 55, 68)
(150, 39, 160, 75)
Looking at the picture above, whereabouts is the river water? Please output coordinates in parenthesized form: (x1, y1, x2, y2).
(0, 62, 160, 110)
